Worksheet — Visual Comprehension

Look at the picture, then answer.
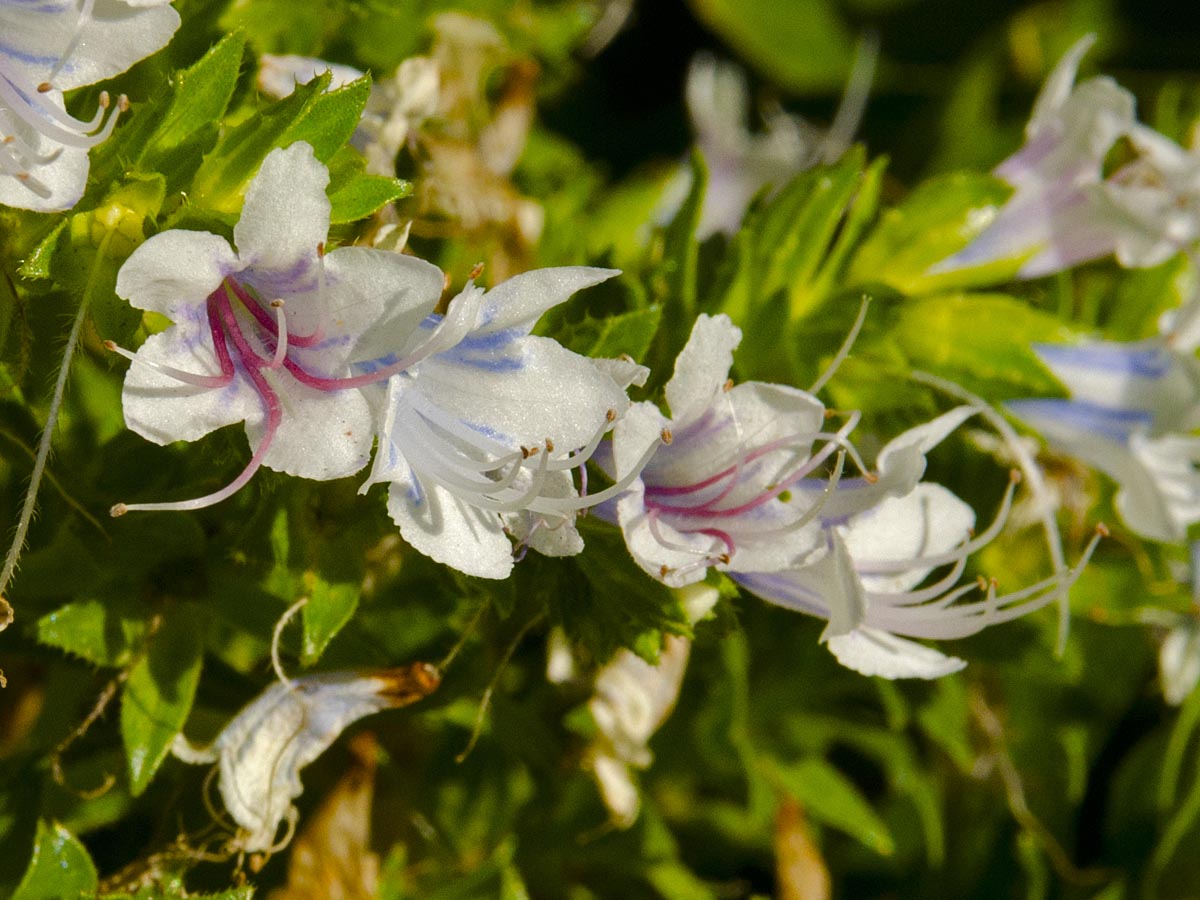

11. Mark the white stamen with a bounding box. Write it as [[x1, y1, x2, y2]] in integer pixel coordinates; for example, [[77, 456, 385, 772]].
[[103, 340, 232, 389], [809, 296, 870, 395], [268, 300, 288, 369]]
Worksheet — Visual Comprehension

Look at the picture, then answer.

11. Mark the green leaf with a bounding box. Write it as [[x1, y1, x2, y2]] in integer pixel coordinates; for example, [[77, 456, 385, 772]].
[[189, 74, 350, 214], [765, 757, 895, 856], [36, 599, 147, 668], [301, 578, 360, 666], [546, 518, 691, 664], [554, 305, 662, 363], [120, 604, 205, 796], [329, 173, 411, 224], [848, 171, 1018, 295], [281, 76, 373, 162], [11, 820, 97, 900], [144, 32, 246, 157], [888, 292, 1074, 398]]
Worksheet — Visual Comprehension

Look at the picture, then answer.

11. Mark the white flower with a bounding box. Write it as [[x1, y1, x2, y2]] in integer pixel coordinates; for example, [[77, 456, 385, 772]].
[[734, 409, 1101, 679], [1008, 338, 1200, 542], [0, 0, 180, 211], [109, 141, 445, 515], [362, 267, 658, 579], [257, 53, 440, 177], [172, 664, 440, 853], [658, 45, 874, 239], [598, 313, 854, 587], [934, 35, 1200, 278]]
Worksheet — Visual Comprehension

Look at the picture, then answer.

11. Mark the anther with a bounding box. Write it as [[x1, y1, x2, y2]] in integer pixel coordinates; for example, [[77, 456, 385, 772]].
[[661, 428, 673, 445], [1009, 469, 1022, 484], [521, 446, 532, 459], [863, 471, 879, 484], [110, 503, 128, 517], [37, 82, 52, 93], [723, 378, 734, 392], [1095, 522, 1110, 538], [469, 261, 485, 280], [544, 439, 555, 453], [317, 242, 325, 257], [718, 553, 731, 564], [660, 565, 671, 578], [606, 409, 616, 422]]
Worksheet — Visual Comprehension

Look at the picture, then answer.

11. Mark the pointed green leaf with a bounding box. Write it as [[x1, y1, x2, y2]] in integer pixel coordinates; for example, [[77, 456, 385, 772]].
[[766, 757, 895, 856], [36, 599, 147, 668], [555, 305, 663, 363], [281, 76, 373, 162], [120, 604, 205, 796], [848, 171, 1018, 295], [301, 577, 360, 666], [11, 820, 97, 900], [143, 32, 246, 161], [329, 173, 411, 224]]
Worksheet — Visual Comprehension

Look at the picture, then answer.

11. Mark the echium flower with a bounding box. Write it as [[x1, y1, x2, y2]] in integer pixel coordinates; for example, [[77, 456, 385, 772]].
[[597, 313, 865, 588], [172, 663, 440, 853], [659, 45, 876, 239], [1008, 334, 1200, 543], [0, 0, 180, 211], [934, 35, 1200, 279], [361, 268, 661, 579], [109, 141, 446, 514], [734, 409, 1103, 679]]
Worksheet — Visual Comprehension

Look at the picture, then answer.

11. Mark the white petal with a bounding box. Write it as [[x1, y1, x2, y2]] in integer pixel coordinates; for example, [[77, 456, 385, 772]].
[[1032, 340, 1200, 426], [291, 246, 444, 367], [386, 479, 514, 579], [1026, 34, 1096, 133], [121, 329, 260, 445], [839, 483, 975, 595], [0, 103, 89, 211], [612, 402, 667, 486], [116, 230, 239, 320], [194, 668, 435, 852], [477, 266, 620, 334], [249, 379, 375, 482], [416, 336, 630, 450], [826, 627, 966, 679], [665, 314, 742, 425], [616, 484, 722, 587], [234, 143, 330, 281], [1160, 622, 1200, 705], [0, 0, 180, 91]]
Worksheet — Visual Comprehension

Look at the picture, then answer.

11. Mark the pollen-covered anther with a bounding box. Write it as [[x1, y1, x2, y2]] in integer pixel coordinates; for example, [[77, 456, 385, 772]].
[[317, 242, 325, 257], [863, 471, 879, 484], [37, 82, 52, 94], [110, 503, 128, 517], [468, 261, 485, 280], [606, 409, 617, 423], [722, 378, 734, 392], [545, 439, 555, 453], [661, 428, 673, 445], [660, 565, 671, 578], [1008, 469, 1023, 485], [718, 553, 731, 564], [1095, 522, 1110, 538]]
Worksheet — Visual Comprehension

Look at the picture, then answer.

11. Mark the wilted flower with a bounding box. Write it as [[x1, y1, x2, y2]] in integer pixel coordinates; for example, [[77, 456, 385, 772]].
[[0, 0, 180, 211], [172, 664, 439, 853]]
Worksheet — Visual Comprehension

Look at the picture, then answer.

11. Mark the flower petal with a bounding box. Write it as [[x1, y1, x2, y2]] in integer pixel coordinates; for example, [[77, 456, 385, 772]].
[[248, 379, 375, 482], [116, 230, 239, 320], [386, 478, 514, 579], [664, 313, 742, 425], [415, 335, 630, 450], [476, 266, 620, 334], [234, 143, 330, 282], [121, 328, 260, 445], [826, 627, 966, 679]]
